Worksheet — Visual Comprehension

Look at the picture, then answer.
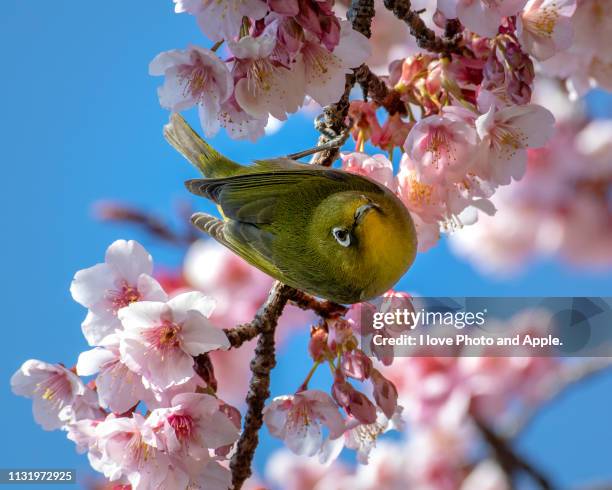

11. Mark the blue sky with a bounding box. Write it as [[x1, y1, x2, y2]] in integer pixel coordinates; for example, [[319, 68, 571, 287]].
[[2, 2, 611, 488]]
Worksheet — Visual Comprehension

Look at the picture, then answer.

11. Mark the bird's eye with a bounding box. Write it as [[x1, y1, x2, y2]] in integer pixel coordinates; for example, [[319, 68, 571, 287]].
[[332, 227, 351, 247]]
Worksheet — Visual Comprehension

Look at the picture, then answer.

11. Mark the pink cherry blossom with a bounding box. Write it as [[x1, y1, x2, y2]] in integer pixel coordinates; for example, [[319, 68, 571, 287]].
[[149, 46, 234, 137], [300, 20, 371, 107], [475, 103, 555, 185], [539, 0, 612, 97], [265, 449, 350, 490], [404, 108, 480, 186], [118, 291, 229, 391], [146, 393, 239, 462], [517, 0, 577, 61], [70, 240, 167, 346], [294, 0, 340, 51], [263, 390, 345, 456], [340, 152, 397, 192], [396, 154, 496, 233], [371, 113, 413, 154], [232, 21, 306, 121], [174, 0, 269, 41], [77, 342, 147, 415], [438, 0, 529, 38], [11, 360, 102, 430], [322, 407, 404, 465], [93, 413, 191, 489], [462, 460, 510, 490], [219, 96, 268, 142]]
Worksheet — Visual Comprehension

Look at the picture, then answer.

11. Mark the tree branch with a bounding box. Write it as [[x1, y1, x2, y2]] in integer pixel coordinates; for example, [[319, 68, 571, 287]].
[[473, 415, 555, 490], [229, 282, 293, 490], [288, 289, 348, 318], [311, 0, 378, 166], [507, 358, 612, 439], [383, 0, 462, 54]]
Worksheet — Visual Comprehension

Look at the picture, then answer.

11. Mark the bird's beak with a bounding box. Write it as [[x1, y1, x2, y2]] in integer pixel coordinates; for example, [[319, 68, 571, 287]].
[[355, 202, 380, 225]]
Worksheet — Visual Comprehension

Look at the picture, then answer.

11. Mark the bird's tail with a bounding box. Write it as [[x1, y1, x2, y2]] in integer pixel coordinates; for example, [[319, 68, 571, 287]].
[[163, 113, 242, 178]]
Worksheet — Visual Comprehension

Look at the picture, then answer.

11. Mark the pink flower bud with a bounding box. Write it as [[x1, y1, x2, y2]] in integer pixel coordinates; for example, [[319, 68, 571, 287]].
[[371, 369, 399, 419], [309, 327, 330, 361], [332, 375, 377, 424], [341, 350, 373, 381], [327, 318, 358, 352]]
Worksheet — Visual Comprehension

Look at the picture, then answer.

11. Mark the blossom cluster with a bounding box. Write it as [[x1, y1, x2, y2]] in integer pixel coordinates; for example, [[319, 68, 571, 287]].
[[252, 308, 561, 490], [11, 241, 240, 489], [450, 113, 612, 273], [263, 313, 402, 465], [150, 0, 370, 141]]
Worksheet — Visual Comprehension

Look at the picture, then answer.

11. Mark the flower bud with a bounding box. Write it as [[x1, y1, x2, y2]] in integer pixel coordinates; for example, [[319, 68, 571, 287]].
[[309, 326, 330, 361], [370, 369, 399, 419], [341, 349, 373, 381], [332, 374, 377, 424]]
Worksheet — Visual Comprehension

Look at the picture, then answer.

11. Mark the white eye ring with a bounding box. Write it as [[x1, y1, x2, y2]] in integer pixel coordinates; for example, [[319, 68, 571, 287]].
[[332, 227, 351, 247]]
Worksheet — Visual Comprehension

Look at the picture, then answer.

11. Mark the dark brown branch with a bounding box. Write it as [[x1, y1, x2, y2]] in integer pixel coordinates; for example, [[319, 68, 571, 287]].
[[354, 64, 407, 115], [507, 358, 612, 439], [383, 0, 462, 54], [287, 289, 348, 318], [347, 0, 376, 38], [473, 415, 555, 490], [229, 282, 293, 490], [223, 322, 260, 349], [193, 353, 217, 392], [311, 73, 356, 166], [311, 0, 378, 166]]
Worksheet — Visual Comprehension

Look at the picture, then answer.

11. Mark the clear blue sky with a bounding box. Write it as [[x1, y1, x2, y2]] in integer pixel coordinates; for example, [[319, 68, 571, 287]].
[[2, 2, 611, 488]]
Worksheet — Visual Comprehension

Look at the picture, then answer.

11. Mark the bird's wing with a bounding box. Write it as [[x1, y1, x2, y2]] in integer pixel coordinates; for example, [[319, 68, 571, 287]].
[[191, 212, 282, 278], [185, 168, 380, 225]]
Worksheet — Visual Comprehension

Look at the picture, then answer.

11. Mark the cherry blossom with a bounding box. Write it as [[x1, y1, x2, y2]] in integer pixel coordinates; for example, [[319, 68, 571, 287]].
[[438, 0, 528, 38], [118, 291, 229, 391], [11, 360, 102, 430], [92, 413, 191, 489], [231, 21, 306, 121], [149, 46, 234, 137], [146, 392, 239, 465], [340, 152, 397, 192], [300, 20, 371, 107], [474, 103, 555, 185], [76, 341, 147, 415], [70, 240, 167, 346], [323, 407, 404, 465], [539, 0, 612, 97], [174, 0, 269, 41], [265, 449, 350, 490], [517, 0, 577, 61], [404, 108, 480, 186], [263, 390, 345, 456]]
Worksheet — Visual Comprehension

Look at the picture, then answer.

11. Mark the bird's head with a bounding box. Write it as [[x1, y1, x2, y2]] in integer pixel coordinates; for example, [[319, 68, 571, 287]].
[[310, 191, 417, 299]]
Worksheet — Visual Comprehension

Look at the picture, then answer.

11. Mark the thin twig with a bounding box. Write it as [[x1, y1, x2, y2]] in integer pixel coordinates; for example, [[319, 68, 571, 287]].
[[95, 201, 196, 246], [473, 415, 555, 490], [383, 0, 462, 54], [506, 358, 612, 438], [288, 289, 348, 318], [229, 282, 294, 490]]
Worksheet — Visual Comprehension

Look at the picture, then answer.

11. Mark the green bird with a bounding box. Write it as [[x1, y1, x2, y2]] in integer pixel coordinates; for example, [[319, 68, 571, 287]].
[[164, 114, 417, 304]]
